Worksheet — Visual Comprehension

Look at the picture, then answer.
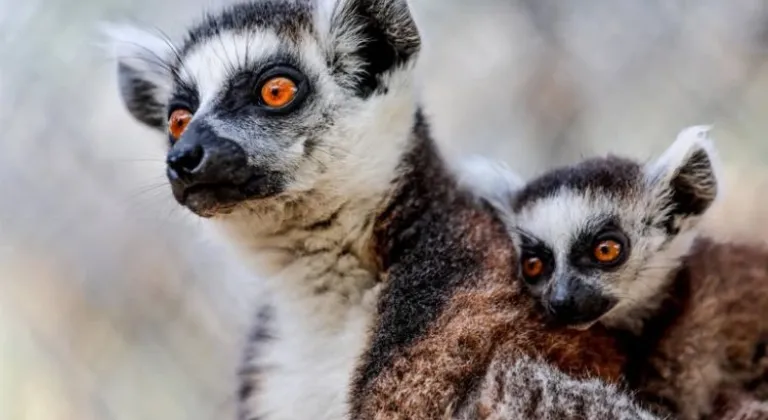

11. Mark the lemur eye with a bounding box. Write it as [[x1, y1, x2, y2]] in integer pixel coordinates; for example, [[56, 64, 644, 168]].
[[522, 257, 544, 278], [593, 240, 622, 263], [168, 109, 192, 141], [260, 77, 298, 109]]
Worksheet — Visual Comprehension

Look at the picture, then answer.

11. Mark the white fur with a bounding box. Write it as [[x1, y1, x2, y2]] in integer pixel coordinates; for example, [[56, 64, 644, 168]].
[[455, 154, 524, 217], [180, 31, 283, 109], [101, 23, 175, 104], [100, 23, 174, 75]]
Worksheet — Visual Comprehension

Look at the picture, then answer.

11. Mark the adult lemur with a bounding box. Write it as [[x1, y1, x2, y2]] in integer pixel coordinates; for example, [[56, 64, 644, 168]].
[[461, 126, 768, 419], [107, 0, 660, 418]]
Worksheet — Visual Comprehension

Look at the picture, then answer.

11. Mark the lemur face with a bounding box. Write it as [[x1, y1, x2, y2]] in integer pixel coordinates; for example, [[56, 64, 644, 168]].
[[460, 126, 721, 329], [107, 0, 420, 217]]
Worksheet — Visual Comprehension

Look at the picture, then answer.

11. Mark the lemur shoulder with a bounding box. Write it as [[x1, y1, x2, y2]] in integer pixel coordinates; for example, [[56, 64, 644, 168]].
[[108, 0, 662, 418], [461, 126, 768, 420]]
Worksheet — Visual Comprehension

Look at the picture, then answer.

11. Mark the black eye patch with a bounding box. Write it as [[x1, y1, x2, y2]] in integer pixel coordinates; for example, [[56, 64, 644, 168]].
[[214, 58, 312, 119], [518, 233, 555, 285], [568, 216, 631, 271]]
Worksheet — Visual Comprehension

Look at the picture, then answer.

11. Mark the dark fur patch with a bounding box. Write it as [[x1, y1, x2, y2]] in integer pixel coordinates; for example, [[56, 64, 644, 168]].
[[664, 148, 717, 234], [117, 63, 167, 130], [350, 110, 628, 418], [332, 0, 420, 97], [353, 110, 472, 390], [238, 304, 274, 420], [513, 155, 642, 212]]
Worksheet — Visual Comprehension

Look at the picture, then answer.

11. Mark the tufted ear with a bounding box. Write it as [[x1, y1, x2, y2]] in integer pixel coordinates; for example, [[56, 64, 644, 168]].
[[101, 23, 176, 131], [456, 155, 525, 221], [314, 0, 421, 96], [643, 125, 722, 234]]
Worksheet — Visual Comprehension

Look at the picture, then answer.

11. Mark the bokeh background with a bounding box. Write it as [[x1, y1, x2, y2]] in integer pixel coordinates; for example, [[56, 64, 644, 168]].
[[1, 0, 768, 419]]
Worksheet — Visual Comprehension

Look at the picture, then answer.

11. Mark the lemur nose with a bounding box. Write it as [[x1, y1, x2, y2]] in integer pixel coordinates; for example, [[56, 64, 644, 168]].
[[167, 143, 205, 176], [165, 121, 249, 187], [548, 293, 578, 319], [547, 278, 615, 325]]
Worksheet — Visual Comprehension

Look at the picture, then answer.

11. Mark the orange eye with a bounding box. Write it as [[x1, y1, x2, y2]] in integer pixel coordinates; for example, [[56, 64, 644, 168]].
[[168, 109, 192, 141], [593, 239, 622, 263], [522, 257, 544, 278], [260, 77, 298, 108]]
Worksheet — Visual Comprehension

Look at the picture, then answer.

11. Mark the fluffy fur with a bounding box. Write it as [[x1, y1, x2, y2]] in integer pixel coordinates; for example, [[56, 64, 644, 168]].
[[108, 1, 661, 419], [456, 354, 658, 420], [462, 126, 768, 419]]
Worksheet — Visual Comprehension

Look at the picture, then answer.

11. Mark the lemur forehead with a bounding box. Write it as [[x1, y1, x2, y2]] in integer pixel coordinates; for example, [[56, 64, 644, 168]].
[[180, 1, 314, 58], [514, 190, 620, 249], [512, 155, 643, 213]]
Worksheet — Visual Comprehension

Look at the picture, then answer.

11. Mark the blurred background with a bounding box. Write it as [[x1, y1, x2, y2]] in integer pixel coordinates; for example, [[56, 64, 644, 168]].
[[1, 0, 768, 419]]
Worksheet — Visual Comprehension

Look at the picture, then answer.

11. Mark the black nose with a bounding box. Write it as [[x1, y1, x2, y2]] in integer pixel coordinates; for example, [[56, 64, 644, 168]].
[[165, 122, 249, 186], [167, 143, 205, 176], [547, 277, 616, 325]]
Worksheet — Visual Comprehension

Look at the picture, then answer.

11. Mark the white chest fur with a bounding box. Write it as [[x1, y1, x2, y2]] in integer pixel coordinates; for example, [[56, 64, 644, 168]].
[[231, 220, 382, 420]]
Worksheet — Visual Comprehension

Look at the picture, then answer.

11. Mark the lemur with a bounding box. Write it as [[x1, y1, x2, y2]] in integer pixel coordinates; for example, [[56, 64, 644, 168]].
[[106, 0, 663, 418], [460, 125, 768, 420]]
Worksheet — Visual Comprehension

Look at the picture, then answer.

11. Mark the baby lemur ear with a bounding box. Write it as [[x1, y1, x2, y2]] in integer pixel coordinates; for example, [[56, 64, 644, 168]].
[[455, 155, 525, 221], [644, 125, 722, 234], [315, 0, 420, 96], [101, 23, 175, 131]]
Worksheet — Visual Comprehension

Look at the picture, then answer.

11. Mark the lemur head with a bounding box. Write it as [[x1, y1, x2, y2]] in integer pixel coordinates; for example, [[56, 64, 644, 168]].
[[106, 0, 420, 221], [460, 126, 721, 331]]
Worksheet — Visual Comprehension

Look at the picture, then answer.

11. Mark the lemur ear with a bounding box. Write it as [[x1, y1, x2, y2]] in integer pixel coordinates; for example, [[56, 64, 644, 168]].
[[315, 0, 420, 96], [643, 125, 722, 234], [456, 155, 525, 218], [101, 23, 175, 131]]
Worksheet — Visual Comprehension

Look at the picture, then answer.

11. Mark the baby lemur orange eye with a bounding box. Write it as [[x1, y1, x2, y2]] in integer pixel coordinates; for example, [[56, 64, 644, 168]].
[[260, 77, 298, 108], [522, 257, 544, 278], [168, 109, 192, 141], [594, 239, 622, 263]]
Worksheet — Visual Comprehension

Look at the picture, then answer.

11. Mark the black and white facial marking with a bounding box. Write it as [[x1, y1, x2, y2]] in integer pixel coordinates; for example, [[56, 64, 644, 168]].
[[461, 126, 722, 332], [106, 0, 421, 218]]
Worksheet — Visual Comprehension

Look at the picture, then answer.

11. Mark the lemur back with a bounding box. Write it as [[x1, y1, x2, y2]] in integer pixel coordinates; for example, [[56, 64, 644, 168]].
[[461, 126, 768, 419]]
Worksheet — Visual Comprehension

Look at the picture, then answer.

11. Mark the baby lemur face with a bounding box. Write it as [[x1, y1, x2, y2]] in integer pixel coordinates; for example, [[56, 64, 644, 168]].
[[460, 126, 721, 330], [107, 0, 420, 217]]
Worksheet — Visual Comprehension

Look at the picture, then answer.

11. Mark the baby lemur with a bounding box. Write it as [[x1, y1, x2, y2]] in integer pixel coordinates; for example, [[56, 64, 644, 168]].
[[461, 126, 768, 420]]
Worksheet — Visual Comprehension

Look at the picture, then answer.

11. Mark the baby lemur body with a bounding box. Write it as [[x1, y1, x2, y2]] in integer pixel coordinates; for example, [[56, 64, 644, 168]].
[[461, 126, 768, 419]]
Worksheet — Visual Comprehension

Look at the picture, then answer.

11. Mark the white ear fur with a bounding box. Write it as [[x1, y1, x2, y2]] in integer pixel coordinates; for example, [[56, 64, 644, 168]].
[[100, 23, 174, 79], [644, 125, 722, 232], [100, 23, 176, 129], [313, 0, 342, 41], [455, 155, 525, 215]]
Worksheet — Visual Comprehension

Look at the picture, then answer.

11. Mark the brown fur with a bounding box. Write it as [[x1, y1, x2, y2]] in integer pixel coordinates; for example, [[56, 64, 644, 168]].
[[352, 135, 628, 418], [626, 237, 768, 420]]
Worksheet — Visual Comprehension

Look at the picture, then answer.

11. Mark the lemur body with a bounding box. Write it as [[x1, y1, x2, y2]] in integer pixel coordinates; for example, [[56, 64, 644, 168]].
[[461, 126, 768, 419], [108, 0, 661, 418]]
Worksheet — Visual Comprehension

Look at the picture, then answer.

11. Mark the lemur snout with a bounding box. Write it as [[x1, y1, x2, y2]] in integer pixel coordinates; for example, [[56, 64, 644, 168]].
[[166, 122, 247, 185], [165, 122, 283, 216], [546, 277, 617, 326]]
